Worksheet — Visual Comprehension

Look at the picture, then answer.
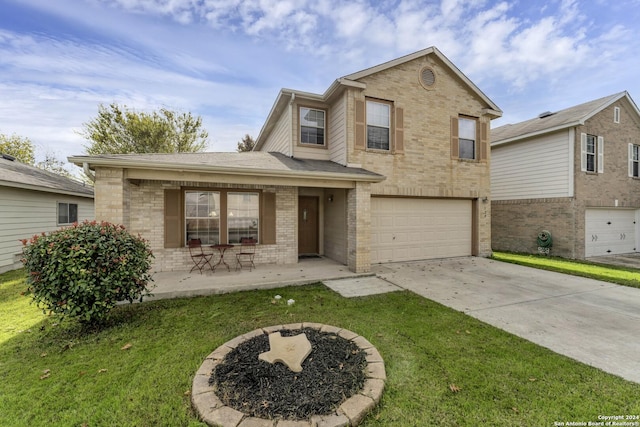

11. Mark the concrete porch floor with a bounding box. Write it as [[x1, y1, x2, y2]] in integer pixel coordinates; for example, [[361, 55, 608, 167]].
[[146, 257, 373, 301]]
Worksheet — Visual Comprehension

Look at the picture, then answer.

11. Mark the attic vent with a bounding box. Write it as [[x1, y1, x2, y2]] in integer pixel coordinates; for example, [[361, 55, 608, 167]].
[[419, 66, 436, 89], [538, 111, 555, 119]]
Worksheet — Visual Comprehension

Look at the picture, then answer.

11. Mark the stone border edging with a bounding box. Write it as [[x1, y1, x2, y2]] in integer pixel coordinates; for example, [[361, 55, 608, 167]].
[[191, 323, 386, 427]]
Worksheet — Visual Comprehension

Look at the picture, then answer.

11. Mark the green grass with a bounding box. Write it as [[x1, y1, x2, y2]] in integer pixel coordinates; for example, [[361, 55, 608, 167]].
[[492, 251, 640, 289], [1, 269, 639, 426]]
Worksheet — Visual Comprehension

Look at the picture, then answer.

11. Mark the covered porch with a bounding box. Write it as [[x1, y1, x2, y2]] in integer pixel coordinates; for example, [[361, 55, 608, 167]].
[[146, 256, 373, 301]]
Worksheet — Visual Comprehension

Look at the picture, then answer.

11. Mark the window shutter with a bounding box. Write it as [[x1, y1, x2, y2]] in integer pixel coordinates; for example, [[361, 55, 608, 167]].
[[580, 133, 587, 172], [597, 136, 604, 173], [261, 192, 276, 245], [450, 117, 459, 159], [394, 106, 404, 153], [164, 189, 182, 248], [355, 100, 366, 150], [629, 143, 634, 177], [478, 120, 488, 161]]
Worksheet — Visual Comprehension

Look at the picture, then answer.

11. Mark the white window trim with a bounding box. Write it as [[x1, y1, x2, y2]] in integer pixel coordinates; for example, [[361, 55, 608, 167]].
[[580, 133, 604, 173], [458, 117, 477, 160], [366, 100, 391, 151], [299, 107, 326, 146], [614, 107, 621, 124], [630, 143, 640, 178]]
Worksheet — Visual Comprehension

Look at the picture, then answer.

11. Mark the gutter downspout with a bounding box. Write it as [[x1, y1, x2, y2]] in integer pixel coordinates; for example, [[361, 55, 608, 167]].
[[288, 92, 295, 157], [83, 162, 95, 182]]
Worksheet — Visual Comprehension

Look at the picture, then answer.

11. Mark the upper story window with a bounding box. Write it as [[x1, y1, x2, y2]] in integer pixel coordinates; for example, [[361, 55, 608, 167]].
[[300, 107, 325, 146], [458, 117, 477, 160], [366, 100, 391, 150], [630, 144, 639, 178], [57, 202, 78, 225], [580, 133, 604, 174], [614, 107, 621, 124]]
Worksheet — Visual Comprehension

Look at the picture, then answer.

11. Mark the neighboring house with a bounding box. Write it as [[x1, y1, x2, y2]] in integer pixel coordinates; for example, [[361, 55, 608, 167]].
[[491, 91, 640, 259], [0, 154, 94, 273], [69, 46, 502, 273]]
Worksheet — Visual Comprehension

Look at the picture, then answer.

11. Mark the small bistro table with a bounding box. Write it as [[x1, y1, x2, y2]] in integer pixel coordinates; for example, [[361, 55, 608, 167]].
[[210, 244, 234, 272]]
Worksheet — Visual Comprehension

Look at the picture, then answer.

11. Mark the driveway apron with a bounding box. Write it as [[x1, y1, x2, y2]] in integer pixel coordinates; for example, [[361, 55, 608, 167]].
[[373, 257, 640, 384]]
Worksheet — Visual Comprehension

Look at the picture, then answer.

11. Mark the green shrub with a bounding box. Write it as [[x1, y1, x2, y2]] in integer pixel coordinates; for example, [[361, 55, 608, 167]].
[[21, 220, 154, 325]]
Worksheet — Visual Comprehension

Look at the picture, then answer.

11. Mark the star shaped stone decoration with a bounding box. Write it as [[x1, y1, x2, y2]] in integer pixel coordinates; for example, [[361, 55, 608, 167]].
[[258, 332, 312, 373]]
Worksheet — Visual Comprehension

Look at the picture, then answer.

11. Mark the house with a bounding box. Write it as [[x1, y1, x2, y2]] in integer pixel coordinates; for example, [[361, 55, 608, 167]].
[[69, 47, 502, 273], [0, 154, 94, 273], [491, 91, 640, 259]]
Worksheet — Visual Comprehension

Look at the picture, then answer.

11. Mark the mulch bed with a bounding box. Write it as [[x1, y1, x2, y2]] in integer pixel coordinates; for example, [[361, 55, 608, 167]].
[[209, 327, 368, 420]]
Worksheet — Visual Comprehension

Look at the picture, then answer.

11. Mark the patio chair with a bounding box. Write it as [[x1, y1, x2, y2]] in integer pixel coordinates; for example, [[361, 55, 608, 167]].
[[188, 238, 213, 274], [235, 237, 257, 271]]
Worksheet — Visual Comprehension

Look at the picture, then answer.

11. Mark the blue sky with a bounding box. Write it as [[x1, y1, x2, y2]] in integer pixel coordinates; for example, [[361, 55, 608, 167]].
[[1, 0, 639, 171]]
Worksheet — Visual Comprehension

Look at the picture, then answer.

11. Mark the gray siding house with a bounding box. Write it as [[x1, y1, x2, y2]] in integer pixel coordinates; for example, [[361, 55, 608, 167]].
[[0, 154, 94, 273], [491, 92, 640, 259]]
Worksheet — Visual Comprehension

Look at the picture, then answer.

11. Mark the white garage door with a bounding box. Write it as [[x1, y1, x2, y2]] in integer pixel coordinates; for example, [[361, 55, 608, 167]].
[[585, 209, 638, 257], [371, 198, 472, 264]]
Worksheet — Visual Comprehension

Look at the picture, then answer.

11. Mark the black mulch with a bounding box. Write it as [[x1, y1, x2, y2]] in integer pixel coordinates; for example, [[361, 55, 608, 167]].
[[209, 327, 368, 420]]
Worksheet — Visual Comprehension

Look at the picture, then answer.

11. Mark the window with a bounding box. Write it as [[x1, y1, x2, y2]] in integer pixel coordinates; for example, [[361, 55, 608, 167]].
[[300, 107, 325, 145], [227, 192, 259, 243], [366, 100, 390, 150], [185, 191, 220, 245], [458, 117, 476, 160], [585, 134, 597, 172], [631, 144, 639, 178], [614, 107, 621, 124], [57, 202, 78, 225], [581, 133, 604, 173]]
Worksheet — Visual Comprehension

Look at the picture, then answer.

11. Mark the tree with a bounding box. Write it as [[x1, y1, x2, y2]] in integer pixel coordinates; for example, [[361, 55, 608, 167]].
[[0, 133, 36, 164], [36, 151, 74, 179], [237, 134, 256, 152], [80, 103, 209, 155]]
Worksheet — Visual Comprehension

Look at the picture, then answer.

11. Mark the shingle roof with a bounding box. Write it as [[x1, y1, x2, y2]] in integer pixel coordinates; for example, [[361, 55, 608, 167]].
[[68, 152, 385, 182], [0, 155, 94, 197], [492, 92, 631, 144]]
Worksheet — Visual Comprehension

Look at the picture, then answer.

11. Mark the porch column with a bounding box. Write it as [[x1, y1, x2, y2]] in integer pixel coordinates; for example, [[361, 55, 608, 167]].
[[347, 182, 371, 273], [94, 167, 130, 228]]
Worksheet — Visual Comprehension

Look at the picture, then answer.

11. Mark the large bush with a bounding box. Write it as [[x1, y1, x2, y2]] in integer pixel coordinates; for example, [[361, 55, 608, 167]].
[[21, 220, 154, 324]]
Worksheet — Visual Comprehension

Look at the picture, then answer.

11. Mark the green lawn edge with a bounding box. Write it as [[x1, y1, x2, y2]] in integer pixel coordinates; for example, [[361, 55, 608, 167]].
[[491, 251, 640, 289]]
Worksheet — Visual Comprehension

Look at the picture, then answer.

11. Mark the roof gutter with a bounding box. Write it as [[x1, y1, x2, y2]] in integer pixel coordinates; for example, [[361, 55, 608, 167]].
[[0, 179, 94, 198], [83, 162, 95, 182], [68, 157, 385, 183]]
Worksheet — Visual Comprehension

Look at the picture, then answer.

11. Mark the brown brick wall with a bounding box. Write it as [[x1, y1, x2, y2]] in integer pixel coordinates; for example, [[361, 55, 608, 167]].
[[492, 198, 577, 258]]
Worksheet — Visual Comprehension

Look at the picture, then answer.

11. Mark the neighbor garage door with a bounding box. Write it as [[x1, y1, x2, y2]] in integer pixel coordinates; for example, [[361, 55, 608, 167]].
[[371, 198, 472, 264], [585, 208, 638, 257]]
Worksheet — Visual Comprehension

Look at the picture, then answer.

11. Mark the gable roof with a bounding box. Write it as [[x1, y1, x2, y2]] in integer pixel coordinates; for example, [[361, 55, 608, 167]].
[[492, 91, 640, 145], [0, 155, 94, 198], [255, 46, 502, 150], [69, 152, 385, 183]]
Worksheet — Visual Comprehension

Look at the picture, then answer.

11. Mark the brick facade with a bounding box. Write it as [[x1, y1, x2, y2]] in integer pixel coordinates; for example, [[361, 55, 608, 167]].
[[346, 54, 494, 257]]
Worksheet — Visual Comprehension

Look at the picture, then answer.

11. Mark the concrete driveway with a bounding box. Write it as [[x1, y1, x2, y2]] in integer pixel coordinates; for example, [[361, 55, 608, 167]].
[[372, 257, 640, 384]]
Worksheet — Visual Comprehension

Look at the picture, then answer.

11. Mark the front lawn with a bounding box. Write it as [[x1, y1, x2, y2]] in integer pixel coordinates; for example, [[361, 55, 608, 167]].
[[1, 269, 639, 426], [492, 251, 640, 289]]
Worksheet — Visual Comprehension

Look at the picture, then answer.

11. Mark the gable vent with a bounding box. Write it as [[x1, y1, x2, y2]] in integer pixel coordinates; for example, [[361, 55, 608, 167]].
[[538, 111, 555, 119], [419, 66, 436, 89]]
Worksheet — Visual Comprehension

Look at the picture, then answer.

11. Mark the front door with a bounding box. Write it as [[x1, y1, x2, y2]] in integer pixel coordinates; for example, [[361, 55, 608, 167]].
[[298, 196, 319, 255]]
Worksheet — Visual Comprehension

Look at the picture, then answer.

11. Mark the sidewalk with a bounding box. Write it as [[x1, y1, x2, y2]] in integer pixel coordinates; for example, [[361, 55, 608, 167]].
[[146, 257, 373, 301]]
